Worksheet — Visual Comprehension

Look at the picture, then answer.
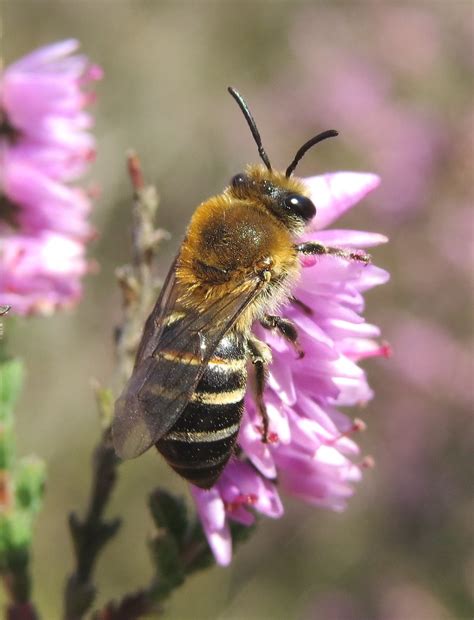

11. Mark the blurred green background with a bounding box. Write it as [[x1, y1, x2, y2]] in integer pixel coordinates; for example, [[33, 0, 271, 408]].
[[2, 1, 473, 618]]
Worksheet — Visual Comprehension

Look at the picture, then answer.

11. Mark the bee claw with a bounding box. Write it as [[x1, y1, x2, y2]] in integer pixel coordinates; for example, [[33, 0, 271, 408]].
[[350, 251, 371, 265]]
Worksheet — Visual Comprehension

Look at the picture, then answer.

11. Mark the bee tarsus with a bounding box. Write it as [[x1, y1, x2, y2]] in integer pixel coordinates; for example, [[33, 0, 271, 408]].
[[247, 336, 273, 443], [290, 296, 314, 316], [260, 314, 304, 359], [295, 241, 371, 264]]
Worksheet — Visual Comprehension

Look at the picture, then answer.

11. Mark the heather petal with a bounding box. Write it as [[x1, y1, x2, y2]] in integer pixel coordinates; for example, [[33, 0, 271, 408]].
[[340, 338, 391, 361], [239, 421, 277, 478], [10, 141, 95, 181], [192, 487, 225, 530], [304, 172, 380, 229], [222, 461, 283, 519], [289, 312, 336, 350], [276, 449, 359, 511], [0, 233, 87, 315], [5, 40, 80, 73], [333, 375, 374, 406], [3, 157, 92, 238], [309, 229, 389, 248], [296, 394, 341, 432], [325, 354, 367, 380], [268, 362, 296, 405], [207, 527, 232, 566], [321, 318, 381, 340], [295, 296, 365, 325], [190, 486, 232, 566], [226, 506, 256, 526], [300, 254, 369, 285], [354, 265, 390, 291]]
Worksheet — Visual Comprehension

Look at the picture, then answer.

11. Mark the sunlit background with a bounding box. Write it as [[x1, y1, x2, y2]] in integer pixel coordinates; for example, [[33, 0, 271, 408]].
[[2, 2, 473, 618]]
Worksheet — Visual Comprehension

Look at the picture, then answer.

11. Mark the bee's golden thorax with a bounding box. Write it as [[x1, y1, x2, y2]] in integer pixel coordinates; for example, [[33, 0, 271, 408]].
[[176, 166, 310, 329]]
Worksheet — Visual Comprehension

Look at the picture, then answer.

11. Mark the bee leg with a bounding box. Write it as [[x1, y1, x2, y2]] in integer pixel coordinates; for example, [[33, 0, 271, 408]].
[[260, 315, 304, 359], [290, 296, 313, 316], [294, 242, 371, 264], [247, 336, 272, 443]]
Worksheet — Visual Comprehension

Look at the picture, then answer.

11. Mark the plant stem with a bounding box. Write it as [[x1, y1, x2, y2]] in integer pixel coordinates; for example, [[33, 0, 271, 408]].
[[63, 429, 120, 620], [63, 153, 164, 619], [4, 599, 39, 620]]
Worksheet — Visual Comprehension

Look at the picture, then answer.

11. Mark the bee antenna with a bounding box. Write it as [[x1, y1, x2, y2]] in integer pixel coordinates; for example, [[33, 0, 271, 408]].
[[228, 86, 272, 172], [285, 129, 339, 178]]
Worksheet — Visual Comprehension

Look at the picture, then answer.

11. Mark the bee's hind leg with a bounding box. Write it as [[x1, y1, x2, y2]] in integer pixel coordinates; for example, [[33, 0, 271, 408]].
[[260, 314, 304, 359], [247, 336, 272, 443], [294, 241, 371, 264]]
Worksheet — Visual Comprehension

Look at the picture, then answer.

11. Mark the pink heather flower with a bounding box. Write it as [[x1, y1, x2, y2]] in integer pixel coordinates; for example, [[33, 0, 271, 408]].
[[0, 153, 93, 239], [0, 40, 101, 315], [191, 460, 283, 566], [192, 171, 389, 566], [284, 11, 444, 217], [0, 232, 87, 315], [0, 39, 101, 181]]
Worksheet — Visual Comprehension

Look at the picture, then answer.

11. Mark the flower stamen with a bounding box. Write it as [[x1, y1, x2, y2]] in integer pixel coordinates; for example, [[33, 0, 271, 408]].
[[380, 341, 392, 358], [224, 493, 258, 512], [359, 455, 375, 469], [326, 418, 367, 445], [255, 425, 279, 444], [357, 340, 392, 361]]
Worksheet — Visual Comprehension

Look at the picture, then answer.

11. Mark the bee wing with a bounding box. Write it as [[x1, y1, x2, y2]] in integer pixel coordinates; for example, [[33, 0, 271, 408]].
[[134, 254, 180, 368], [112, 260, 264, 460]]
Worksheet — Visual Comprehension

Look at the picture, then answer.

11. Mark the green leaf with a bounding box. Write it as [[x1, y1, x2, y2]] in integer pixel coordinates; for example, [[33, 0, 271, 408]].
[[230, 519, 257, 546], [94, 385, 115, 428], [0, 514, 32, 599], [0, 358, 24, 422], [15, 456, 46, 513], [148, 530, 184, 594], [6, 512, 32, 564], [183, 517, 258, 575], [148, 489, 188, 547], [181, 519, 215, 575], [0, 515, 11, 565], [0, 511, 32, 570], [0, 426, 15, 469], [68, 511, 121, 565]]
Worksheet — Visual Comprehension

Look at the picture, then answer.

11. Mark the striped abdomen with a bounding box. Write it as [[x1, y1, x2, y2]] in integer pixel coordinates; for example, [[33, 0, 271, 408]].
[[156, 330, 247, 489]]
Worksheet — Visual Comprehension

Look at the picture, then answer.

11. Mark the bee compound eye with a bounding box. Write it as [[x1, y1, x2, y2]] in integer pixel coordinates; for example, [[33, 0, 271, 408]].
[[231, 173, 248, 189], [283, 193, 316, 222]]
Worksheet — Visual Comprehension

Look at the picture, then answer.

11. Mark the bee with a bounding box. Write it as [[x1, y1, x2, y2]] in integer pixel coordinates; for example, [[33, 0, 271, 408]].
[[112, 87, 368, 489]]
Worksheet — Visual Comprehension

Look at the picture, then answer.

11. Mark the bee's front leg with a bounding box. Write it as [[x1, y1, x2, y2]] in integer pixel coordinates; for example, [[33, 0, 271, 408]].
[[260, 314, 304, 359], [295, 242, 371, 264], [247, 336, 272, 443]]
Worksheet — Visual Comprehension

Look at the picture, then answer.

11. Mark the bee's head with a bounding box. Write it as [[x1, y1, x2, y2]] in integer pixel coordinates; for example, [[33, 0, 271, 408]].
[[227, 86, 338, 233], [228, 165, 316, 234]]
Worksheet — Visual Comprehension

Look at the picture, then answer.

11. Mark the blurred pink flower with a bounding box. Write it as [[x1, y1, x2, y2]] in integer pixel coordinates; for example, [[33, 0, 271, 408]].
[[0, 232, 87, 315], [0, 39, 101, 180], [192, 172, 389, 565], [0, 39, 101, 315], [1, 153, 93, 239], [281, 8, 445, 217]]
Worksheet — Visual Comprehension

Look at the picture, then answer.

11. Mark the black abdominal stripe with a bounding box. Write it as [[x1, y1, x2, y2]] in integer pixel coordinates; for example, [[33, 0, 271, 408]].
[[156, 321, 247, 489]]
